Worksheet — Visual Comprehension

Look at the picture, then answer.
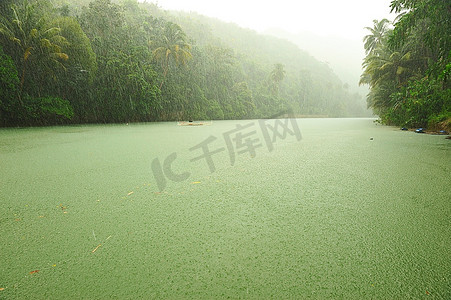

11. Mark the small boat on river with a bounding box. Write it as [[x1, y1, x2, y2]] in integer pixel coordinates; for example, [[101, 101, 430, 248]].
[[177, 120, 212, 126]]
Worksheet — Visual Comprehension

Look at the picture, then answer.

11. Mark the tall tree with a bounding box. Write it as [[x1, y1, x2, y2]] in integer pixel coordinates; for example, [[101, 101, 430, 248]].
[[0, 1, 68, 94], [0, 45, 20, 124], [79, 0, 160, 122], [50, 16, 97, 122], [270, 63, 285, 95], [363, 19, 391, 55], [152, 22, 192, 89], [361, 0, 450, 128], [390, 0, 451, 66]]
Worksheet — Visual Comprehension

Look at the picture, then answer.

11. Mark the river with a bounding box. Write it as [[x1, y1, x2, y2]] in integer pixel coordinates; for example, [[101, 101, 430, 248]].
[[1, 118, 450, 298]]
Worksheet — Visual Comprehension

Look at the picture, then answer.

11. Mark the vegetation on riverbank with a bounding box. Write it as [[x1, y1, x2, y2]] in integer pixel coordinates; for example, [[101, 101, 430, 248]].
[[2, 0, 448, 129], [0, 0, 367, 127], [360, 0, 450, 131]]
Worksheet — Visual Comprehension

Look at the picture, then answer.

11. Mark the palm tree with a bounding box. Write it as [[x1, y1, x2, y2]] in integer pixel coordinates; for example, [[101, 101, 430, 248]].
[[361, 47, 414, 88], [270, 63, 285, 95], [363, 19, 391, 55], [271, 63, 285, 83], [0, 2, 68, 92], [361, 42, 418, 114], [152, 22, 192, 89]]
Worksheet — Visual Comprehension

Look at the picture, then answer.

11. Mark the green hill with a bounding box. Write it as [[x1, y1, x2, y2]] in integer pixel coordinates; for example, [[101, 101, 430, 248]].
[[0, 0, 369, 126]]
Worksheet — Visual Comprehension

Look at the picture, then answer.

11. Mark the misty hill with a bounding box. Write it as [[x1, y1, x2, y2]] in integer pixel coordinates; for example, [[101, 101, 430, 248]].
[[165, 10, 370, 116], [0, 0, 370, 126], [264, 28, 367, 95]]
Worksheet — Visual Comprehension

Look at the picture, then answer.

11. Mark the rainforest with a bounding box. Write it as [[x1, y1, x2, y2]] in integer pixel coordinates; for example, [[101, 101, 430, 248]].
[[0, 0, 371, 126]]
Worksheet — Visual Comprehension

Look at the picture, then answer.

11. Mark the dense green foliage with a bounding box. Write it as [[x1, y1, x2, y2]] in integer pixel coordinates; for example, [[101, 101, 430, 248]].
[[0, 45, 20, 122], [1, 0, 366, 126], [361, 0, 450, 130]]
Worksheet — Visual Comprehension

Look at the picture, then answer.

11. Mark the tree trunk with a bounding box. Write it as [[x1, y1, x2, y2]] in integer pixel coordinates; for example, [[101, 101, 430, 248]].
[[159, 65, 169, 89]]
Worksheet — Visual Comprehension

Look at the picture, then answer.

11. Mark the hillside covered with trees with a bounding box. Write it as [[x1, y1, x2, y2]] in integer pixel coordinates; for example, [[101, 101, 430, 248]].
[[0, 0, 368, 126], [360, 0, 450, 130]]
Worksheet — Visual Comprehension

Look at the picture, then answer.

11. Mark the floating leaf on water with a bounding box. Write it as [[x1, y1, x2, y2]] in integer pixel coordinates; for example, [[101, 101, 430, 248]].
[[91, 244, 102, 253]]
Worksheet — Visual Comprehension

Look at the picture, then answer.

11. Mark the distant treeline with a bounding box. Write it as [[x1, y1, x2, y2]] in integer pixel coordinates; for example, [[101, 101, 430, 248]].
[[0, 0, 367, 126], [360, 0, 450, 130]]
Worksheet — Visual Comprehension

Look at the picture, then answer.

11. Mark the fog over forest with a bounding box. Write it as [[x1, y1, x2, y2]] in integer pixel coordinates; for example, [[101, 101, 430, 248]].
[[0, 0, 449, 129]]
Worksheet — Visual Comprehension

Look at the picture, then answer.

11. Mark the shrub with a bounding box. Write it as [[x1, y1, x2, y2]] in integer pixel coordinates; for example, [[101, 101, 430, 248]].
[[24, 96, 74, 125]]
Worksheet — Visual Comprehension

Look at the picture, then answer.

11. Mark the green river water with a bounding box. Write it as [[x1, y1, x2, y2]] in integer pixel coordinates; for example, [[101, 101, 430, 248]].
[[0, 118, 450, 299]]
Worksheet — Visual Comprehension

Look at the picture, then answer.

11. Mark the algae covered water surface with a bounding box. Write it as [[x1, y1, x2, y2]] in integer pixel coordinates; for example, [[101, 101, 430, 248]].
[[0, 118, 450, 299]]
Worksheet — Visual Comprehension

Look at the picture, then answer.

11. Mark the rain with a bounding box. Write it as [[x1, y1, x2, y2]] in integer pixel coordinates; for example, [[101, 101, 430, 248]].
[[0, 0, 450, 298]]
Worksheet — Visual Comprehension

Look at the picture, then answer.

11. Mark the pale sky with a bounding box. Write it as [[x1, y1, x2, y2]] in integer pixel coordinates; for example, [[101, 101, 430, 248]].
[[149, 0, 395, 41]]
